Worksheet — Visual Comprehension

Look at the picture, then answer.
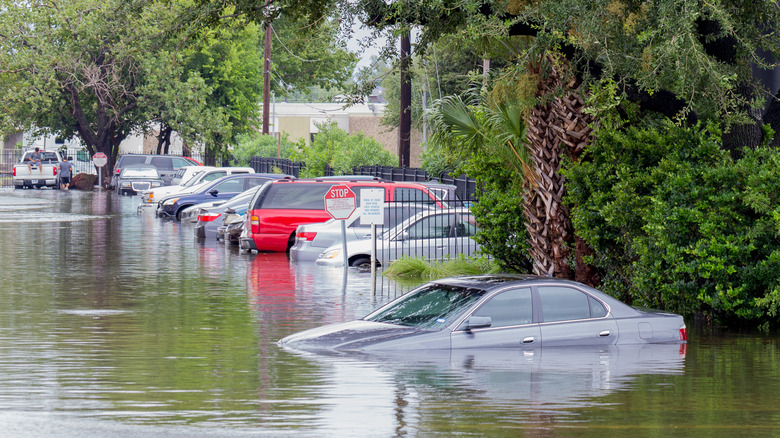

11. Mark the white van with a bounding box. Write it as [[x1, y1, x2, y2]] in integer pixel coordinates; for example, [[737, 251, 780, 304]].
[[137, 166, 256, 211]]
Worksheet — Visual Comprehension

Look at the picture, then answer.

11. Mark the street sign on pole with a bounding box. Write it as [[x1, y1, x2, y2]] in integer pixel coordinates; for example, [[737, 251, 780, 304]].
[[324, 185, 357, 220], [92, 152, 108, 168], [93, 152, 107, 190], [324, 185, 357, 268]]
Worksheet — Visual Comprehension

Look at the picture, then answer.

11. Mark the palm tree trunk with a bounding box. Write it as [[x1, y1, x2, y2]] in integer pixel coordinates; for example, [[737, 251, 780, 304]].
[[524, 59, 598, 284]]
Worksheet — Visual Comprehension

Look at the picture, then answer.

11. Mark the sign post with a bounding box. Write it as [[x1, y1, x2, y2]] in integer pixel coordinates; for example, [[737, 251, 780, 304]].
[[360, 189, 385, 285], [93, 152, 108, 191], [324, 185, 357, 268]]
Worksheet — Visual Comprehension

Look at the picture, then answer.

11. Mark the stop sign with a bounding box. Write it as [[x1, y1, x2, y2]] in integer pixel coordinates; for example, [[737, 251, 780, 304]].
[[93, 152, 108, 168], [324, 185, 357, 220]]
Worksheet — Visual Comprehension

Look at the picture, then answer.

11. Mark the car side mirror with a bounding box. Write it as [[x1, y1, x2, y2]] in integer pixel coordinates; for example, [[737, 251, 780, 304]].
[[209, 189, 219, 196], [465, 316, 492, 331], [225, 207, 235, 214]]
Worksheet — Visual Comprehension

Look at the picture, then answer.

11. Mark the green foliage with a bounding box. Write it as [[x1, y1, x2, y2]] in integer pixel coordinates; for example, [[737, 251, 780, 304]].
[[231, 132, 298, 166], [565, 116, 780, 326], [383, 255, 500, 280], [425, 85, 534, 273], [291, 122, 397, 178]]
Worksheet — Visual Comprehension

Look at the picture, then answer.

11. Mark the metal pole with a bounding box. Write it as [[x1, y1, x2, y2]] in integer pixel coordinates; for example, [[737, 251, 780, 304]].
[[341, 219, 348, 269], [371, 223, 377, 295]]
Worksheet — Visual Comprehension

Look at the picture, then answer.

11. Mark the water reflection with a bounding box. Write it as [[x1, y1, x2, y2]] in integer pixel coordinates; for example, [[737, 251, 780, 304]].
[[1, 189, 780, 437]]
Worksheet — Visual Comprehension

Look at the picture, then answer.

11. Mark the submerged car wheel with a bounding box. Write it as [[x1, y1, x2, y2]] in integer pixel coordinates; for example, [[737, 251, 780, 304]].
[[350, 257, 372, 269]]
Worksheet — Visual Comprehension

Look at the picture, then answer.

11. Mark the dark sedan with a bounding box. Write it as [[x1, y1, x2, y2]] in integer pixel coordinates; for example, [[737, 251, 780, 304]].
[[279, 275, 687, 353], [158, 173, 291, 220]]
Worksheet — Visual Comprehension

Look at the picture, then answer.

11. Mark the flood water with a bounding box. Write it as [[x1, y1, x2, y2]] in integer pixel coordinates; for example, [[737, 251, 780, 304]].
[[1, 188, 779, 437]]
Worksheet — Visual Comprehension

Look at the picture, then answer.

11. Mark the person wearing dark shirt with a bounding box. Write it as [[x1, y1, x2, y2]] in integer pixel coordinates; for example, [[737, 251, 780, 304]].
[[58, 156, 74, 190], [28, 147, 42, 173]]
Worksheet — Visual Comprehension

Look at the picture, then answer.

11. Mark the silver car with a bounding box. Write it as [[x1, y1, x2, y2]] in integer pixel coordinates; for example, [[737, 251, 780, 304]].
[[279, 275, 688, 352], [315, 207, 480, 267], [289, 204, 436, 262], [194, 184, 266, 240]]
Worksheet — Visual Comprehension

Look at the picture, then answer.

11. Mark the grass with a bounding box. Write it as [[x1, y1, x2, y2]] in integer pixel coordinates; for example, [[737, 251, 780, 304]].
[[383, 255, 504, 279]]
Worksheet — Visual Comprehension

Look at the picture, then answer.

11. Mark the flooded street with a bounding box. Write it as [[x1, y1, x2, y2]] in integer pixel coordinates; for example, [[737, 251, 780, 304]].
[[1, 188, 779, 437]]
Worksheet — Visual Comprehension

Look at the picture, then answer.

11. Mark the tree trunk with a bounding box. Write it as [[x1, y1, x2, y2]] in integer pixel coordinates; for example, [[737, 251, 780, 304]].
[[525, 58, 598, 284]]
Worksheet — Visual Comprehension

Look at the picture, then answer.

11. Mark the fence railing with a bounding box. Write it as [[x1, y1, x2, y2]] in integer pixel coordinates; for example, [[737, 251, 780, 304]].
[[249, 157, 477, 198]]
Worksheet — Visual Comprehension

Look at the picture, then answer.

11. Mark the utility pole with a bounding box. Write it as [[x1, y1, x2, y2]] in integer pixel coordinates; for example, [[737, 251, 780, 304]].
[[399, 30, 411, 168], [262, 2, 272, 135]]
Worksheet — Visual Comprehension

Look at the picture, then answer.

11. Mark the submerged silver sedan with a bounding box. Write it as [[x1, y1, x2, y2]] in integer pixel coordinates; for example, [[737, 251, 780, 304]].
[[279, 275, 687, 352]]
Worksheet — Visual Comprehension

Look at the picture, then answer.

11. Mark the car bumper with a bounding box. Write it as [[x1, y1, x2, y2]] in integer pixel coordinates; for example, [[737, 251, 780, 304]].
[[289, 244, 325, 262], [239, 237, 257, 252]]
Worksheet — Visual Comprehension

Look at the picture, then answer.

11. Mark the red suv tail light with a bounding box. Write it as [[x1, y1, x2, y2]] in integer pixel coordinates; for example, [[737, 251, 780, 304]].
[[296, 232, 317, 241], [679, 327, 688, 342], [53, 166, 57, 176], [198, 213, 221, 222]]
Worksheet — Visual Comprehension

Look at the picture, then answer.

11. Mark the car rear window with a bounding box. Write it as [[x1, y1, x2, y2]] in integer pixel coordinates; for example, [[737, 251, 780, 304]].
[[259, 184, 334, 209], [121, 156, 147, 166]]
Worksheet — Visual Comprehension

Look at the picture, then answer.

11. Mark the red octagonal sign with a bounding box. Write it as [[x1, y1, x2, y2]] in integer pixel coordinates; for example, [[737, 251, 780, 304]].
[[324, 184, 357, 220]]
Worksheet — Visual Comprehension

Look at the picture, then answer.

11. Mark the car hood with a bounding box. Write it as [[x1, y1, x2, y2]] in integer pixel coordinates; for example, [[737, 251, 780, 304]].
[[278, 320, 430, 352]]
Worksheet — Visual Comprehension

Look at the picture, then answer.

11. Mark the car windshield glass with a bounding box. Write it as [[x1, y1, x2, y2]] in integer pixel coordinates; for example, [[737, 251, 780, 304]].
[[364, 285, 485, 329], [122, 168, 157, 178], [182, 171, 206, 187]]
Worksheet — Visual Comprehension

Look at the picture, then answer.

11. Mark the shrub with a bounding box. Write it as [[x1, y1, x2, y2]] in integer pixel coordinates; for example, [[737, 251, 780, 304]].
[[231, 132, 298, 166], [565, 118, 780, 327], [292, 122, 397, 178]]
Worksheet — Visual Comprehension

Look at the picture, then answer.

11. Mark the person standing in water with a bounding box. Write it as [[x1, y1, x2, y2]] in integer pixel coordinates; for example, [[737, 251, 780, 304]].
[[58, 156, 74, 190]]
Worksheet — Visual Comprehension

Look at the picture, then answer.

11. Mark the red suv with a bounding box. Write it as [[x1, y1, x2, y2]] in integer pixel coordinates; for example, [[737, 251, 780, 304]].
[[240, 178, 448, 253]]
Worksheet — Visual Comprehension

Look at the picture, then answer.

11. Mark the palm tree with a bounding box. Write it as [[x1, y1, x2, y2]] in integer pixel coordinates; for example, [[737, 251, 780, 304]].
[[430, 55, 599, 284]]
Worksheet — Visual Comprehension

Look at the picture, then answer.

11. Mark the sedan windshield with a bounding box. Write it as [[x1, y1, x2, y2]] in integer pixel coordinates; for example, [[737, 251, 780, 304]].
[[365, 285, 485, 329]]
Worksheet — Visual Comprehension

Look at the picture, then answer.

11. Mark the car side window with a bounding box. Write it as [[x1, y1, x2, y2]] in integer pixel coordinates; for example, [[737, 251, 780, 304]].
[[203, 171, 227, 182], [246, 177, 269, 189], [395, 188, 435, 204], [469, 288, 533, 328], [172, 158, 191, 169], [150, 157, 174, 170], [457, 214, 478, 237], [405, 214, 455, 239], [213, 179, 244, 193], [538, 286, 593, 322]]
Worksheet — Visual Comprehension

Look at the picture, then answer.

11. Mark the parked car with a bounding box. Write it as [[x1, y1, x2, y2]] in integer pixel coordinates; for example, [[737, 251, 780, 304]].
[[278, 274, 688, 353], [316, 208, 480, 267], [240, 178, 451, 253], [289, 204, 437, 262], [114, 164, 164, 195], [138, 166, 255, 211], [222, 214, 246, 245], [195, 184, 267, 240], [157, 173, 291, 220], [111, 153, 201, 188]]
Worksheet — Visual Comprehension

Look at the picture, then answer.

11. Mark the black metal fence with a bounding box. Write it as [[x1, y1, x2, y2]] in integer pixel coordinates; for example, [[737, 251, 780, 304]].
[[249, 157, 478, 199]]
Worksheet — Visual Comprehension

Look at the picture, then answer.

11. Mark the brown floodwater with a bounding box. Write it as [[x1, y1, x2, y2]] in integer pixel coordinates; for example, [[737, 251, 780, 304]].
[[0, 188, 779, 437]]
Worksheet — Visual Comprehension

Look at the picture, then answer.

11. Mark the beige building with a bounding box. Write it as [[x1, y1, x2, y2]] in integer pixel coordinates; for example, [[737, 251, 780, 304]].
[[269, 101, 424, 168]]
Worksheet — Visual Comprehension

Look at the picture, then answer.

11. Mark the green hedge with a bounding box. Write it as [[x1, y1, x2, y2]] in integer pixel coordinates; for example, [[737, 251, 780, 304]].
[[565, 119, 780, 328]]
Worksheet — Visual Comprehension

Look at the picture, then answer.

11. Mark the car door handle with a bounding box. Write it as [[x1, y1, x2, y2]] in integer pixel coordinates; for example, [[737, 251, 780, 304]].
[[522, 337, 535, 344], [599, 330, 611, 337]]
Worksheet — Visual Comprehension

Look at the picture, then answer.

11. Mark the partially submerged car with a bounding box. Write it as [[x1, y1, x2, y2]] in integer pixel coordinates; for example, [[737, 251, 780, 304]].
[[279, 275, 688, 353], [289, 204, 436, 262], [315, 207, 480, 267], [195, 183, 268, 240], [114, 164, 164, 195]]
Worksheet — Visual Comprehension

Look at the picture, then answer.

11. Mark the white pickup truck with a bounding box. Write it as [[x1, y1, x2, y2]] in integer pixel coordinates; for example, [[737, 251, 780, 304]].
[[12, 149, 66, 189]]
